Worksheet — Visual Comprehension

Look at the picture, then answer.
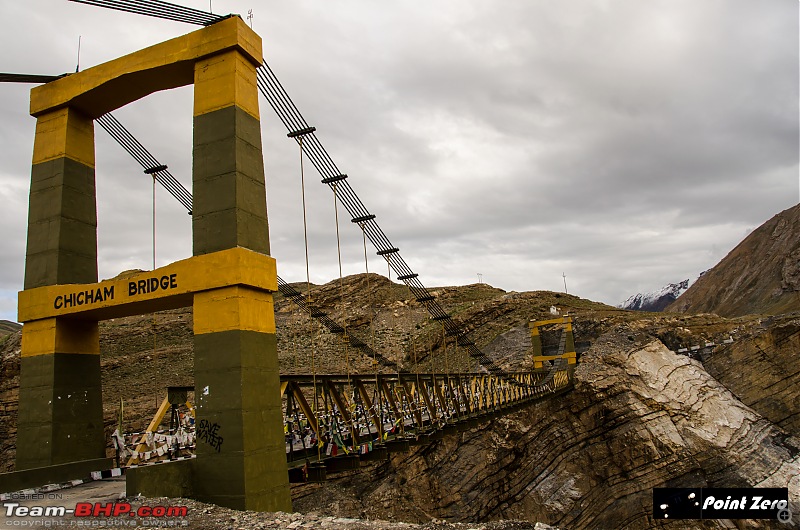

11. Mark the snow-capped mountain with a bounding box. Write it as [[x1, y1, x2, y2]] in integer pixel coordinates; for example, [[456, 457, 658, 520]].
[[619, 279, 691, 312]]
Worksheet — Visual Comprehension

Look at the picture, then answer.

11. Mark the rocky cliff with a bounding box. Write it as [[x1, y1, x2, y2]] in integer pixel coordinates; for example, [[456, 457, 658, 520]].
[[668, 204, 800, 317], [1, 276, 798, 528], [294, 328, 800, 529], [701, 314, 800, 437], [0, 332, 19, 472]]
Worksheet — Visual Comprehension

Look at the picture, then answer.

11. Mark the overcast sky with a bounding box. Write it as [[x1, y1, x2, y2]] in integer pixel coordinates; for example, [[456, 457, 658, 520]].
[[0, 0, 797, 322]]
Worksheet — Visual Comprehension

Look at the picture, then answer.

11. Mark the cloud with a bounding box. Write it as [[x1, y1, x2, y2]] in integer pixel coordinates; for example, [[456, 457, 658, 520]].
[[0, 0, 796, 322]]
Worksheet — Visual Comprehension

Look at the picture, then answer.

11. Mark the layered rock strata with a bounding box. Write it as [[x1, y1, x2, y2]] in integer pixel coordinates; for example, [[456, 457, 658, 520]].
[[702, 317, 800, 437], [295, 331, 799, 529]]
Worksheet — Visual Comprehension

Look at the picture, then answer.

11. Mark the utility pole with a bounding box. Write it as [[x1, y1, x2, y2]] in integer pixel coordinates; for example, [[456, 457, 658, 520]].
[[76, 36, 81, 72], [477, 272, 483, 284], [562, 272, 568, 294]]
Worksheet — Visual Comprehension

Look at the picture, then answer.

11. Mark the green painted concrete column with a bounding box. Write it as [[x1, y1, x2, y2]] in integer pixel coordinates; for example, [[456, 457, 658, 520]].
[[192, 49, 270, 257], [16, 349, 105, 470], [25, 108, 98, 289], [190, 46, 291, 512], [18, 107, 104, 470]]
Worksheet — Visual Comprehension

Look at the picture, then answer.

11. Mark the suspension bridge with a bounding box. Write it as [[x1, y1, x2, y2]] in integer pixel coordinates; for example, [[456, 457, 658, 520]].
[[1, 0, 578, 513]]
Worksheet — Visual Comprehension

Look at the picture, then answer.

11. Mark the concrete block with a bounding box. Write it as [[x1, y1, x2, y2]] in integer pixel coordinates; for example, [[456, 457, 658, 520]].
[[0, 458, 113, 493], [126, 459, 194, 499]]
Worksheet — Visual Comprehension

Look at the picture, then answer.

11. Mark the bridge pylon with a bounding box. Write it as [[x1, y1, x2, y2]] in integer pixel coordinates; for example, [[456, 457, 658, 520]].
[[7, 17, 291, 512], [530, 317, 577, 369]]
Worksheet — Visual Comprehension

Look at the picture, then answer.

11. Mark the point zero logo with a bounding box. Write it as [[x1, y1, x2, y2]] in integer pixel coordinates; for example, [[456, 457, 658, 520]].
[[653, 488, 790, 521]]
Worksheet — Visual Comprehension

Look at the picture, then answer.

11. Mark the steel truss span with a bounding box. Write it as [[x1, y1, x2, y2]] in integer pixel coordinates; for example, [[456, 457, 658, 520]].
[[118, 366, 574, 471], [284, 367, 574, 469]]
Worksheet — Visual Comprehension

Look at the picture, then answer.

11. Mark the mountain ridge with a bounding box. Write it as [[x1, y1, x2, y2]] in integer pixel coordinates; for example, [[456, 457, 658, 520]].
[[668, 204, 800, 317], [0, 320, 20, 339], [619, 279, 690, 312]]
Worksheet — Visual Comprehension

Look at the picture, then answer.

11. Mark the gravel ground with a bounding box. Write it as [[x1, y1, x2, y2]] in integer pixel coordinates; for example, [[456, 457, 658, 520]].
[[124, 496, 559, 529]]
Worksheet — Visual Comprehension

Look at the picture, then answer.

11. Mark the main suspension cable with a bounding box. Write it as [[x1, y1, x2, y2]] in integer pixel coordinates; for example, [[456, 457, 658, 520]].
[[71, 0, 505, 376], [97, 112, 400, 372], [68, 0, 225, 26], [69, 0, 568, 386], [257, 62, 505, 376], [97, 114, 193, 212], [71, 0, 546, 381]]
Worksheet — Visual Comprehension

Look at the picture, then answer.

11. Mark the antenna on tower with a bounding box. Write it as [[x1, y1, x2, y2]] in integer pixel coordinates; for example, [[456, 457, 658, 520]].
[[562, 272, 568, 294], [76, 36, 82, 72], [247, 9, 253, 28]]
